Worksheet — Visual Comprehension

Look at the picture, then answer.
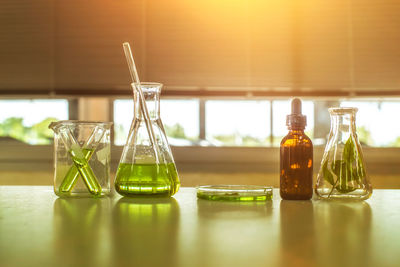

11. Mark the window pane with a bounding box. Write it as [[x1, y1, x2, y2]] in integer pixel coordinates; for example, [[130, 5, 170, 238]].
[[113, 99, 133, 146], [161, 100, 199, 145], [272, 100, 314, 146], [113, 99, 199, 146], [340, 101, 400, 147], [206, 100, 270, 146], [0, 99, 69, 145]]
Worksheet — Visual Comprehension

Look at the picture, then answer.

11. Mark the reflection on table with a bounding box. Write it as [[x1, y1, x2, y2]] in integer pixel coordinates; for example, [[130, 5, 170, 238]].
[[112, 197, 180, 267], [1, 187, 400, 267]]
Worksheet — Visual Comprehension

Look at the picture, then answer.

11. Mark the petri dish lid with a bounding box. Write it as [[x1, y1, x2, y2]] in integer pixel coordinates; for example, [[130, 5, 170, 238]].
[[196, 185, 273, 201]]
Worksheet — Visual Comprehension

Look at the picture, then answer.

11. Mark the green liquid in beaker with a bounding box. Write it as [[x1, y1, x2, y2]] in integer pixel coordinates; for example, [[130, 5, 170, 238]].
[[69, 148, 102, 196], [59, 148, 95, 193], [115, 163, 180, 197]]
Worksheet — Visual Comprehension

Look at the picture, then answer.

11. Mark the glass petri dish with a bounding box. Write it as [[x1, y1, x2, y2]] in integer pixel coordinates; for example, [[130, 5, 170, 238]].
[[196, 185, 273, 201]]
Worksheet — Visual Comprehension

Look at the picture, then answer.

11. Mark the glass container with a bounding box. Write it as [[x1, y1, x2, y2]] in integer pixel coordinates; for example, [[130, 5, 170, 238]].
[[114, 82, 180, 197], [196, 185, 273, 201], [315, 108, 372, 200], [280, 98, 313, 200], [49, 120, 112, 197]]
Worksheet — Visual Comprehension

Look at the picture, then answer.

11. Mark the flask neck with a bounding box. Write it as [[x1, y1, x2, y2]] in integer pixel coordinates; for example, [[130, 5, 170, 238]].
[[133, 83, 162, 120], [329, 111, 357, 143]]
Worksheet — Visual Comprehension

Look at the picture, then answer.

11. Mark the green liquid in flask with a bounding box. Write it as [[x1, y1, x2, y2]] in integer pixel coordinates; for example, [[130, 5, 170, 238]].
[[115, 163, 180, 197]]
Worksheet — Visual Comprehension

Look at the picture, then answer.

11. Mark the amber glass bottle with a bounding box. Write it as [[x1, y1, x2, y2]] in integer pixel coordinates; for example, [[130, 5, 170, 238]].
[[280, 98, 313, 200]]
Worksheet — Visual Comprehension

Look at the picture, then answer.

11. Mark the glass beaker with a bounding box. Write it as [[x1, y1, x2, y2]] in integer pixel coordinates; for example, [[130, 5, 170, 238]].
[[49, 121, 112, 197], [115, 82, 180, 197], [315, 108, 372, 200]]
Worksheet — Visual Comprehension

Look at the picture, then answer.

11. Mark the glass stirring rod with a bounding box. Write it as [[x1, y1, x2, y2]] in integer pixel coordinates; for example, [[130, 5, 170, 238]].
[[122, 42, 162, 164]]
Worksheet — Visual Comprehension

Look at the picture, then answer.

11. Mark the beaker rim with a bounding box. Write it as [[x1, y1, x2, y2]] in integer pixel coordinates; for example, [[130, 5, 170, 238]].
[[131, 82, 163, 87], [328, 107, 358, 115], [49, 120, 113, 130]]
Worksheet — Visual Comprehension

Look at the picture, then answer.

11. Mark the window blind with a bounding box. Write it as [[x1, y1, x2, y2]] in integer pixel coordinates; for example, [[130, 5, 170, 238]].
[[0, 0, 399, 96], [0, 0, 54, 91]]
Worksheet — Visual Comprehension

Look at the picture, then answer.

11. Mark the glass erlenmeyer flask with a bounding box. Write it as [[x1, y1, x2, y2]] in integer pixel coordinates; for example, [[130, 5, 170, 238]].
[[315, 107, 372, 200], [115, 82, 180, 197]]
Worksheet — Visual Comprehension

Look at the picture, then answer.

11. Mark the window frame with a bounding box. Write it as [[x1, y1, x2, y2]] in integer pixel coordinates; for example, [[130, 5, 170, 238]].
[[1, 143, 400, 176], [0, 96, 400, 176]]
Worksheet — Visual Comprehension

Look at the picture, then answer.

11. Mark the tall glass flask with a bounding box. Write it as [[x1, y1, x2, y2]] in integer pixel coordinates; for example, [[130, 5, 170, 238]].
[[315, 108, 372, 200], [115, 82, 180, 197]]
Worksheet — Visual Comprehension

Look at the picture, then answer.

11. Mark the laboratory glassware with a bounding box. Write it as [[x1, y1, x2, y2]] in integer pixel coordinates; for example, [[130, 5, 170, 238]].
[[49, 120, 112, 197], [115, 82, 180, 197], [315, 108, 372, 200], [280, 98, 313, 200]]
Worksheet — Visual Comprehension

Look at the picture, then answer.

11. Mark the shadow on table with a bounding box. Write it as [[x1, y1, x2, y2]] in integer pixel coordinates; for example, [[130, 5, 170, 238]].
[[280, 200, 315, 267], [279, 199, 372, 267], [197, 198, 273, 219], [314, 200, 372, 267], [53, 197, 111, 267], [112, 197, 180, 267], [193, 199, 274, 266]]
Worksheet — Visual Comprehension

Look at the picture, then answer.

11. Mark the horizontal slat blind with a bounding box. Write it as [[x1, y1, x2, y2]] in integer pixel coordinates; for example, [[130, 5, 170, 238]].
[[294, 0, 351, 91], [145, 0, 293, 89], [54, 0, 144, 91], [0, 0, 399, 95], [352, 0, 400, 91], [0, 0, 54, 90]]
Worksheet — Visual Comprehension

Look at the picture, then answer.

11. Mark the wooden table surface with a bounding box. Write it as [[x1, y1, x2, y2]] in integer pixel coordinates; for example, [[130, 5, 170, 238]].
[[1, 186, 400, 267]]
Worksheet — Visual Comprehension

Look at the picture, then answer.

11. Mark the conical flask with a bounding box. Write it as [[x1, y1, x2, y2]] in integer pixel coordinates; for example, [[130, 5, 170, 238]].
[[115, 82, 180, 197], [315, 107, 372, 200]]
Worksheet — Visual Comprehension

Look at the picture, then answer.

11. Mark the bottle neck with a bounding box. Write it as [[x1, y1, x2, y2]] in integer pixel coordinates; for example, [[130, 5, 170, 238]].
[[134, 87, 161, 120], [288, 128, 305, 135]]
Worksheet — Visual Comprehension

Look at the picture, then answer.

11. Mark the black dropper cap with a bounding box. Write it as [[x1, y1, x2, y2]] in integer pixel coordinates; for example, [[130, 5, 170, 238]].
[[286, 98, 307, 129]]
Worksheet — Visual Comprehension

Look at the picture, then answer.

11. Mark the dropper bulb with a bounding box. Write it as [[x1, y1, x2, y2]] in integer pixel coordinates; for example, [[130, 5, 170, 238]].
[[286, 98, 306, 128], [291, 98, 302, 114]]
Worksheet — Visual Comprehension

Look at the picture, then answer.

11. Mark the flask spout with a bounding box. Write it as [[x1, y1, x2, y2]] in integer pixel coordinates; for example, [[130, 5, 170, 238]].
[[133, 82, 162, 120]]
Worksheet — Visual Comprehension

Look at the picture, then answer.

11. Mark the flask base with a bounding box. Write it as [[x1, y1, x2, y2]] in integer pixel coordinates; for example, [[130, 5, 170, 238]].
[[114, 163, 180, 197], [315, 188, 372, 200], [115, 182, 179, 197]]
